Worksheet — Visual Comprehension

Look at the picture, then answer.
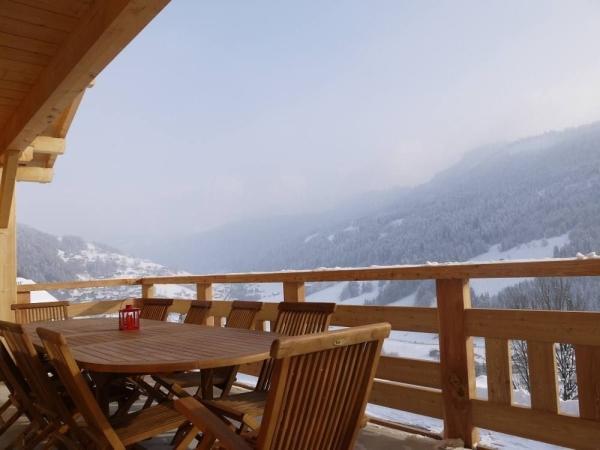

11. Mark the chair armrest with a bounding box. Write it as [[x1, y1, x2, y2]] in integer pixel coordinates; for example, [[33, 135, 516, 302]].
[[175, 397, 254, 450]]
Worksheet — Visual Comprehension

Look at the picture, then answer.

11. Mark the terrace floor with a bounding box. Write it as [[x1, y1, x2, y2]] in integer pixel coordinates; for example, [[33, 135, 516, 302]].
[[0, 384, 463, 449]]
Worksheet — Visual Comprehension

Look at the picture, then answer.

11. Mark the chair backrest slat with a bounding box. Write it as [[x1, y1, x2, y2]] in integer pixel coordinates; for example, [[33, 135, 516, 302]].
[[0, 338, 39, 423], [226, 301, 262, 329], [184, 300, 213, 325], [11, 301, 69, 324], [37, 327, 125, 449], [138, 298, 173, 321], [257, 323, 390, 450], [0, 321, 74, 428], [255, 302, 336, 392]]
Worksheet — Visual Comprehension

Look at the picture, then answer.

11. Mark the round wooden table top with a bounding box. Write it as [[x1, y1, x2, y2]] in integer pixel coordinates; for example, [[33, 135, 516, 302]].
[[24, 318, 278, 374]]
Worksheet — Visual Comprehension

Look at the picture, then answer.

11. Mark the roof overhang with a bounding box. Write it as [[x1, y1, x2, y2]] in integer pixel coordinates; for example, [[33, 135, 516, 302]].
[[0, 0, 170, 227]]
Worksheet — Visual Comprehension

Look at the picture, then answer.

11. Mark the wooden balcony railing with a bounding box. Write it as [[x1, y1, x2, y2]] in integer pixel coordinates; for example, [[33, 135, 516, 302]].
[[16, 258, 600, 449]]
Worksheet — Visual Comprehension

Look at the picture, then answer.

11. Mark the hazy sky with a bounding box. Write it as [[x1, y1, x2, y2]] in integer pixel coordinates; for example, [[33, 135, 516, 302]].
[[18, 1, 600, 243]]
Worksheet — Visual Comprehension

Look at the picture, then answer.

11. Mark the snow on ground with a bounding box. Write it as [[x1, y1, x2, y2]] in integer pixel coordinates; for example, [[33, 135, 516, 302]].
[[367, 376, 573, 450], [468, 233, 570, 295]]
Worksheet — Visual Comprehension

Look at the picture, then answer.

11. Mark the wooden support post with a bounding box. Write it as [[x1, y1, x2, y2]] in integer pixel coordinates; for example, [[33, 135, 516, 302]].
[[197, 282, 214, 325], [0, 191, 16, 321], [196, 283, 213, 301], [575, 345, 600, 420], [436, 278, 478, 447], [283, 281, 305, 302], [17, 291, 31, 304], [0, 150, 19, 228], [141, 284, 156, 298]]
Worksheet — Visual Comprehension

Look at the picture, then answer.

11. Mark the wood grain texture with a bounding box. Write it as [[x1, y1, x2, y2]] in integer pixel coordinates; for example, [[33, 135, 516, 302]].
[[485, 338, 512, 404], [376, 356, 441, 389], [0, 192, 15, 321], [575, 345, 600, 420], [11, 300, 69, 324], [0, 149, 18, 227], [24, 318, 277, 374], [0, 0, 170, 158], [527, 342, 558, 413], [369, 380, 443, 419], [140, 258, 600, 285], [282, 281, 304, 302], [472, 399, 600, 449], [465, 308, 600, 345], [436, 279, 477, 446], [19, 257, 600, 294]]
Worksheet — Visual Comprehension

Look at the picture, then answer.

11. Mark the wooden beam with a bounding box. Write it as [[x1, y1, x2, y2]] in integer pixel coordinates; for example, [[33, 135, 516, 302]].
[[18, 146, 33, 162], [436, 279, 478, 447], [575, 345, 600, 420], [472, 400, 600, 449], [45, 89, 87, 138], [30, 136, 65, 155], [0, 150, 18, 227], [465, 309, 600, 346], [0, 0, 170, 157], [139, 258, 600, 285], [0, 190, 16, 321], [283, 281, 305, 302], [16, 167, 53, 183]]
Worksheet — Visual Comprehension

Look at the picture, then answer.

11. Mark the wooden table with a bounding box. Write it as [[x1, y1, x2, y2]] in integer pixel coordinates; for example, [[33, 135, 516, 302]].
[[24, 318, 278, 412]]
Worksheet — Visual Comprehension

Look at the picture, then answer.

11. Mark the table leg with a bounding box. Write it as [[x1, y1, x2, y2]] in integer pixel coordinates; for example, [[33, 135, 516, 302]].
[[199, 369, 214, 400], [87, 372, 113, 416]]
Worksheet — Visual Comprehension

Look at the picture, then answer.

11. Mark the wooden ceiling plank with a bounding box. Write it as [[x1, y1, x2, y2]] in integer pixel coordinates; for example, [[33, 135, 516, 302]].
[[0, 79, 31, 93], [0, 57, 44, 77], [0, 45, 51, 65], [0, 30, 57, 56], [0, 96, 20, 107], [0, 2, 78, 33], [0, 149, 18, 227], [0, 69, 38, 85], [0, 0, 171, 156], [0, 88, 26, 101], [0, 15, 68, 44], [13, 0, 93, 19]]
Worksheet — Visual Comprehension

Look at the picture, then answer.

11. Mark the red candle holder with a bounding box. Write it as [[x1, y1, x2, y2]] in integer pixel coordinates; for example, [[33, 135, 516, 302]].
[[119, 304, 140, 330]]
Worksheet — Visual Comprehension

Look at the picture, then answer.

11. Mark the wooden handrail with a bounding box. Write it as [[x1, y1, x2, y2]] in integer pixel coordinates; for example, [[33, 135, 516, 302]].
[[14, 257, 600, 449], [16, 257, 600, 293], [17, 277, 140, 292]]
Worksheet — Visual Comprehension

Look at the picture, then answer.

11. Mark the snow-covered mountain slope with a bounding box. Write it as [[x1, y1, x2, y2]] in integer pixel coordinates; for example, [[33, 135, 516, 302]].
[[17, 225, 196, 302], [127, 120, 600, 309]]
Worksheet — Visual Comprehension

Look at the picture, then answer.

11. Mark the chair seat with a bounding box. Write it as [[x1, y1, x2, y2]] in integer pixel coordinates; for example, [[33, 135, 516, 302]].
[[204, 390, 267, 423], [113, 401, 187, 446]]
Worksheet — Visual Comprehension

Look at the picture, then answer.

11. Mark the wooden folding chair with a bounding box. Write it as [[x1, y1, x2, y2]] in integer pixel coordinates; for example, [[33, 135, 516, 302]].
[[138, 297, 174, 321], [0, 320, 84, 448], [183, 300, 213, 325], [145, 301, 263, 409], [201, 301, 336, 432], [11, 300, 69, 324], [37, 326, 198, 450], [0, 338, 39, 445], [175, 322, 391, 450]]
